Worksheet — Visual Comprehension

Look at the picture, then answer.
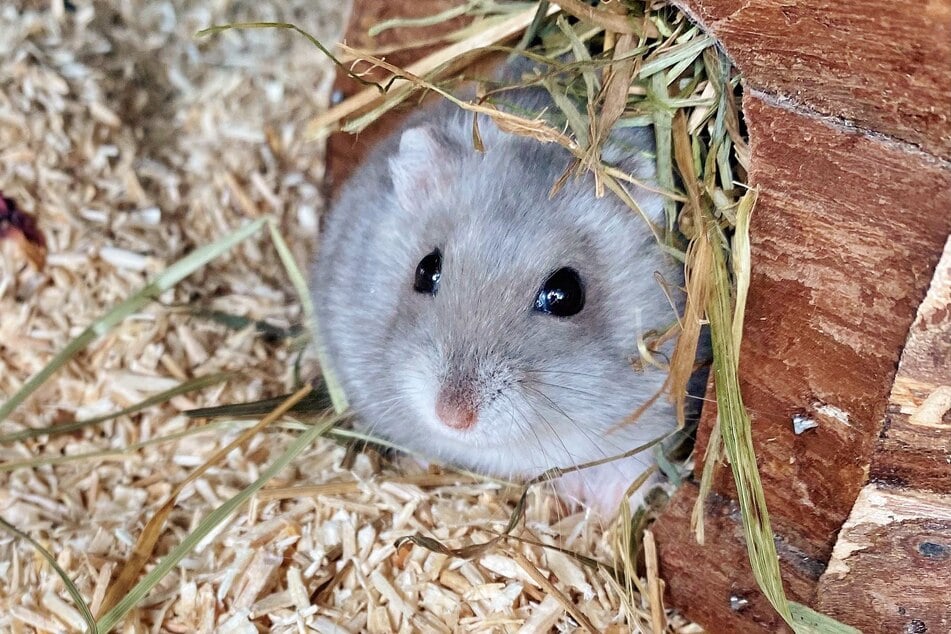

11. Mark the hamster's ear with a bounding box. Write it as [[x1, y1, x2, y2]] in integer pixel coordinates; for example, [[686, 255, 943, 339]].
[[600, 126, 656, 177], [389, 126, 452, 210], [601, 127, 665, 224]]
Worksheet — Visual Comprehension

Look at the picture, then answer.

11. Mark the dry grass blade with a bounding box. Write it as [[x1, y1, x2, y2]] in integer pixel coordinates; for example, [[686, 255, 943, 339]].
[[256, 472, 484, 501], [0, 218, 267, 422], [705, 211, 795, 627], [0, 420, 235, 473], [583, 31, 638, 196], [196, 22, 382, 92], [305, 4, 559, 139], [649, 75, 678, 230], [96, 406, 338, 632], [554, 0, 654, 37], [0, 372, 233, 444], [542, 76, 590, 146], [338, 45, 576, 149], [510, 0, 551, 59], [500, 532, 618, 577], [267, 219, 314, 325], [690, 418, 722, 544], [670, 104, 796, 626], [185, 389, 331, 419], [513, 550, 598, 633], [368, 1, 474, 37], [266, 218, 348, 413], [668, 245, 711, 427], [97, 385, 313, 617], [394, 531, 504, 562], [638, 35, 714, 78], [731, 190, 756, 350], [666, 111, 713, 427], [0, 516, 98, 634], [554, 15, 598, 102], [395, 432, 670, 562], [643, 529, 667, 633], [611, 498, 648, 628]]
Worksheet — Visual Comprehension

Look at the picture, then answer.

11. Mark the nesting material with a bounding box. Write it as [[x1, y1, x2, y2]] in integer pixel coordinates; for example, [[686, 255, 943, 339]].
[[0, 0, 736, 631]]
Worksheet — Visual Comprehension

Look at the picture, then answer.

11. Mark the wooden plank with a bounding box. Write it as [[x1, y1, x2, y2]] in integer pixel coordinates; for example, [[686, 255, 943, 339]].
[[702, 93, 951, 548], [816, 485, 951, 632], [673, 0, 951, 159], [813, 236, 951, 629], [871, 235, 951, 492], [653, 482, 822, 633], [655, 89, 951, 630]]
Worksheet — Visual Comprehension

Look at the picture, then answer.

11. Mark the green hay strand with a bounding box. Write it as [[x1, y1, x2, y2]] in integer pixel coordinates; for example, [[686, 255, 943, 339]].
[[0, 218, 267, 423], [95, 413, 338, 632], [0, 517, 98, 634], [0, 372, 233, 444]]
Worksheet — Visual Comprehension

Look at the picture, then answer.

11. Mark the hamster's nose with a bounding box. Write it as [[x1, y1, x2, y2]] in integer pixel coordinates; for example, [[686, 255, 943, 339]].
[[435, 385, 478, 430]]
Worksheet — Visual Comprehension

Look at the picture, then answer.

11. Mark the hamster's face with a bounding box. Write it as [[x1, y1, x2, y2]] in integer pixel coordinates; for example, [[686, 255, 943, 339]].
[[318, 123, 682, 479], [322, 122, 682, 476]]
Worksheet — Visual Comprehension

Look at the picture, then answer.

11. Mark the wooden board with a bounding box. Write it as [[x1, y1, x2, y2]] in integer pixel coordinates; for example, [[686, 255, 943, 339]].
[[652, 482, 821, 633], [655, 91, 951, 629], [816, 486, 951, 633], [673, 0, 951, 160], [655, 1, 951, 630], [813, 236, 951, 632], [697, 93, 951, 547], [870, 234, 951, 493]]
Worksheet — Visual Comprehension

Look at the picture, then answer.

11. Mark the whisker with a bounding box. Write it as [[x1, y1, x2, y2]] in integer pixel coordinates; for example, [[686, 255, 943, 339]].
[[522, 385, 628, 459], [523, 368, 606, 380], [501, 393, 571, 525], [521, 378, 602, 400], [520, 395, 579, 465], [501, 394, 560, 488]]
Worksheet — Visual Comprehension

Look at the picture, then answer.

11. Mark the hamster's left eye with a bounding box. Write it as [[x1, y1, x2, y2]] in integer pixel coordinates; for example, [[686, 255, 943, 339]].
[[534, 267, 584, 317], [413, 248, 442, 295]]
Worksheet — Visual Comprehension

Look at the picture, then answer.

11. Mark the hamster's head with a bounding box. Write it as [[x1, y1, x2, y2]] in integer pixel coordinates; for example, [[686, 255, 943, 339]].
[[336, 119, 682, 479]]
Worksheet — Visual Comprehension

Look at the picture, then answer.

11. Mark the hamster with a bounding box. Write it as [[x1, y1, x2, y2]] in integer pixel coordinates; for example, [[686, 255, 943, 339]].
[[310, 70, 685, 516]]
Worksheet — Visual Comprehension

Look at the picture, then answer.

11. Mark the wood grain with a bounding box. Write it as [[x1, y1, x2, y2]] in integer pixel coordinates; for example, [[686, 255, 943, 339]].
[[871, 235, 951, 493], [653, 482, 823, 633], [655, 90, 951, 630], [816, 485, 951, 632], [673, 0, 951, 159], [809, 238, 951, 631], [706, 93, 951, 547]]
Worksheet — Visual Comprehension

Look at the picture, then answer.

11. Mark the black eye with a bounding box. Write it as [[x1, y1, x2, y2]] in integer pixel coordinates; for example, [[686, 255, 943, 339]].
[[534, 267, 584, 317], [413, 248, 442, 295]]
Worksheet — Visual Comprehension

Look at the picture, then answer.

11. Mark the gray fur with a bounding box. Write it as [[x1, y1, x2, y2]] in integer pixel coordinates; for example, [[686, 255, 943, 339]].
[[311, 80, 684, 514]]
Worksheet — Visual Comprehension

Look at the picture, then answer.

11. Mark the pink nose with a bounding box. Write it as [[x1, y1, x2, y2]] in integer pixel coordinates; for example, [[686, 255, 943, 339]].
[[435, 388, 477, 430]]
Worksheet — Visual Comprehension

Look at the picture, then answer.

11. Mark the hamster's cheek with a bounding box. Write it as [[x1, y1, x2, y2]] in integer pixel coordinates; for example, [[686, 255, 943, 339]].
[[394, 347, 444, 432]]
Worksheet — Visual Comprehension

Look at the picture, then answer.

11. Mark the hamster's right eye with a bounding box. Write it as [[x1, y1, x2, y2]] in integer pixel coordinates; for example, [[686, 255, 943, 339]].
[[413, 248, 442, 295]]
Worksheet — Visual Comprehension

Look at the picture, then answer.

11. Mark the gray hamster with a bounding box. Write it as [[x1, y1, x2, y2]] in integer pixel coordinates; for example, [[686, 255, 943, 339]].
[[310, 71, 684, 515]]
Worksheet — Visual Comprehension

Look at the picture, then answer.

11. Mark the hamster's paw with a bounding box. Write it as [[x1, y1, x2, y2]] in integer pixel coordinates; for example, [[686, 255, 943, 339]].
[[552, 458, 663, 518]]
